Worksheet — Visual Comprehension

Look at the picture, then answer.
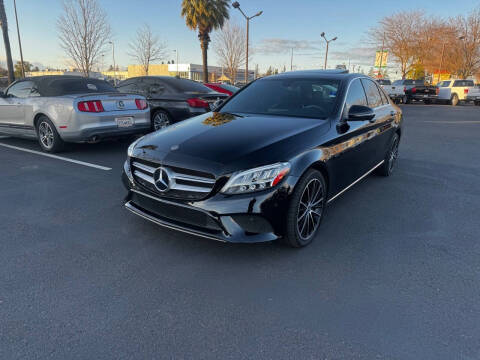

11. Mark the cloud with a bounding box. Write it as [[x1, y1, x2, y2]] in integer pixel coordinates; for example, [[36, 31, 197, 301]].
[[329, 46, 377, 65], [254, 38, 321, 55]]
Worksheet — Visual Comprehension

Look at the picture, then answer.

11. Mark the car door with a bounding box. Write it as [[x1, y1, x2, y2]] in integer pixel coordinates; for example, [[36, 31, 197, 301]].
[[326, 78, 379, 195], [0, 81, 32, 132]]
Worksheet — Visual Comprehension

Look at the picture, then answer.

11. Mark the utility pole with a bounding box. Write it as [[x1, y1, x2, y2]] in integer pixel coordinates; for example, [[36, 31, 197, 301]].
[[0, 0, 15, 83], [378, 32, 385, 78], [321, 32, 337, 70], [13, 0, 24, 77], [109, 41, 116, 85], [437, 42, 446, 84], [232, 2, 262, 84], [290, 48, 293, 71]]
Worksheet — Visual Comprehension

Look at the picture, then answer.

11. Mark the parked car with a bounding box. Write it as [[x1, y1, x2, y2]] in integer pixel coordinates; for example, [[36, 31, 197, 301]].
[[465, 85, 480, 105], [122, 71, 402, 248], [116, 76, 228, 131], [436, 79, 475, 106], [377, 79, 404, 103], [401, 80, 438, 104], [0, 76, 150, 152], [204, 83, 240, 96]]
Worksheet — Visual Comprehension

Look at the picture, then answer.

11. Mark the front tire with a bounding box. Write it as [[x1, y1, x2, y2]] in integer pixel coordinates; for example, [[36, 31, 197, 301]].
[[36, 116, 65, 153], [283, 169, 326, 248], [377, 133, 399, 177], [474, 101, 480, 106], [151, 110, 172, 131]]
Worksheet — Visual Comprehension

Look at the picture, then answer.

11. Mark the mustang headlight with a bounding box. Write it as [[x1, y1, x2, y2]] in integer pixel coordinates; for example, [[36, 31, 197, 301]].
[[221, 162, 291, 195], [127, 137, 142, 157]]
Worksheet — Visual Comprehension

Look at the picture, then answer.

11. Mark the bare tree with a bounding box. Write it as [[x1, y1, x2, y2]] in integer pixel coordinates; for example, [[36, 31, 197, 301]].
[[213, 21, 247, 83], [369, 11, 424, 79], [128, 24, 167, 75], [451, 7, 480, 78], [57, 0, 111, 77]]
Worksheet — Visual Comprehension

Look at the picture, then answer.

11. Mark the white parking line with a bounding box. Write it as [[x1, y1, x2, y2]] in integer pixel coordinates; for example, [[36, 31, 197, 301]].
[[0, 142, 112, 171]]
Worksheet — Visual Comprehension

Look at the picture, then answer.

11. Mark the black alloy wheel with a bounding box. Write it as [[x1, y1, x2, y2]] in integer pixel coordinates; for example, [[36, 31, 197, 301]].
[[283, 169, 326, 248], [377, 133, 400, 177], [152, 110, 172, 131]]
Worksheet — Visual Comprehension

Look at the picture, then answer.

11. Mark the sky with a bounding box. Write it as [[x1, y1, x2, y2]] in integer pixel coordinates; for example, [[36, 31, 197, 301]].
[[1, 0, 479, 74]]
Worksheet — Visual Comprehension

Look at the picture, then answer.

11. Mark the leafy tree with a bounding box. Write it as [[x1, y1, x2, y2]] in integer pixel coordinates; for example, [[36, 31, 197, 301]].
[[181, 0, 230, 82], [14, 61, 32, 78]]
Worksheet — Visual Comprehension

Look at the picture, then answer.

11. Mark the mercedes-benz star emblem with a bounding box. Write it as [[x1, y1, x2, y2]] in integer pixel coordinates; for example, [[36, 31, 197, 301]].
[[153, 167, 170, 192], [117, 100, 125, 109]]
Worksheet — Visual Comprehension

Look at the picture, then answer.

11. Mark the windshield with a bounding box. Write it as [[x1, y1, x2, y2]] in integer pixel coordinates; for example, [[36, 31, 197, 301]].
[[165, 78, 214, 93], [221, 78, 340, 119], [438, 81, 451, 87], [377, 79, 391, 85], [219, 83, 239, 93]]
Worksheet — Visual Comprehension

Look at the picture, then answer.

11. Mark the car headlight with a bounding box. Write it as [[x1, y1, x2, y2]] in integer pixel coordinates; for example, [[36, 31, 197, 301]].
[[127, 137, 142, 157], [221, 162, 291, 195]]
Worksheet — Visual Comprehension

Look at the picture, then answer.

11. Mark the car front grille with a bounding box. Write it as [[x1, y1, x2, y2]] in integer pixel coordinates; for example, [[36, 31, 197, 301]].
[[131, 157, 216, 200]]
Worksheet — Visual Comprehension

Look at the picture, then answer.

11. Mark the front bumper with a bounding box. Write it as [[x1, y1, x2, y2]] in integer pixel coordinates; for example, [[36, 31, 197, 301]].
[[122, 165, 298, 243]]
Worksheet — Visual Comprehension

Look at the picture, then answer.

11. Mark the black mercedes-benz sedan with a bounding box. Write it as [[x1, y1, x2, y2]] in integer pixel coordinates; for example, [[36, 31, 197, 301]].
[[122, 70, 402, 247]]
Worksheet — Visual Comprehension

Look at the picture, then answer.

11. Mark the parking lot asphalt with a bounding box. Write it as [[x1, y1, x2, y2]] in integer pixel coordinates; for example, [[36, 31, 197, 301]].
[[1, 104, 480, 360]]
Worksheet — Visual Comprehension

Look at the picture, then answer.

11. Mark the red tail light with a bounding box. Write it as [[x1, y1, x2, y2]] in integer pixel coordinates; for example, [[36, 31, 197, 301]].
[[404, 86, 407, 93], [135, 99, 148, 110], [464, 88, 469, 94], [187, 98, 209, 109], [411, 87, 417, 94], [78, 100, 104, 113]]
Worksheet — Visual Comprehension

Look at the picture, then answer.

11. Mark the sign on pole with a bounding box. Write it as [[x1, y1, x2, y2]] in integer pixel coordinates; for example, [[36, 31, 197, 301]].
[[374, 51, 388, 68]]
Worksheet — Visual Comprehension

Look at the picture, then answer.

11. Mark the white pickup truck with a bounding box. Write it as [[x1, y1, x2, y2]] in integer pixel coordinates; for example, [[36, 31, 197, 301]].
[[436, 79, 475, 106], [376, 79, 405, 104], [465, 86, 480, 106]]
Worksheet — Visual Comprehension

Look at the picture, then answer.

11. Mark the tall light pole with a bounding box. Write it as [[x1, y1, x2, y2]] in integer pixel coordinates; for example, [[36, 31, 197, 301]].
[[108, 41, 116, 85], [458, 35, 468, 78], [321, 32, 337, 70], [232, 2, 262, 84], [13, 0, 24, 77], [173, 49, 178, 76], [437, 41, 446, 84], [0, 0, 14, 83], [378, 32, 385, 78]]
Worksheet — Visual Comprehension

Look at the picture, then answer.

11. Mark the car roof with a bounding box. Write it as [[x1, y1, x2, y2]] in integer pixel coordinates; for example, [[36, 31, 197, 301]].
[[263, 70, 365, 82]]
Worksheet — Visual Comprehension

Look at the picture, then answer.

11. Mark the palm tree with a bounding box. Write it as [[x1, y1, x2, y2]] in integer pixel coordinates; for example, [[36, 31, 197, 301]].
[[0, 0, 15, 83], [181, 0, 229, 83]]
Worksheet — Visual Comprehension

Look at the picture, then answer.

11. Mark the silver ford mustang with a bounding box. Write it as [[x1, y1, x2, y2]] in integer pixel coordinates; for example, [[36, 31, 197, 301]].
[[0, 75, 151, 152]]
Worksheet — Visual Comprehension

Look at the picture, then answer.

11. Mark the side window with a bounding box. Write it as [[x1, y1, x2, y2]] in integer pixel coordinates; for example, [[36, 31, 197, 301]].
[[453, 80, 463, 87], [345, 79, 367, 113], [6, 81, 35, 98], [378, 84, 390, 104], [361, 79, 383, 108], [117, 80, 140, 93], [143, 78, 168, 94]]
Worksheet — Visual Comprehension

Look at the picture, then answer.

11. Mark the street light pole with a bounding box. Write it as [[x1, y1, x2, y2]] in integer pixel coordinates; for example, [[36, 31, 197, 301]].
[[109, 41, 116, 85], [173, 49, 178, 76], [321, 32, 337, 70], [232, 2, 262, 84], [13, 0, 24, 77], [437, 42, 446, 84], [0, 0, 15, 83]]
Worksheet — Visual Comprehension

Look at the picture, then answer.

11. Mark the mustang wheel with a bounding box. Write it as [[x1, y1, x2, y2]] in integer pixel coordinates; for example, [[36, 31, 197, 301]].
[[283, 169, 326, 248], [377, 133, 399, 177], [152, 110, 172, 131], [36, 116, 64, 153]]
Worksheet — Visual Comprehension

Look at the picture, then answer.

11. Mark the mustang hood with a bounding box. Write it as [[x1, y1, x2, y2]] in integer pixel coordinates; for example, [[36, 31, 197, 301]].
[[132, 112, 330, 176]]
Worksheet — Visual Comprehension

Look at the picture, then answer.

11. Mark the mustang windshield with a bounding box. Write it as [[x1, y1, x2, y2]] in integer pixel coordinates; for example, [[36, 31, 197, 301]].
[[221, 78, 340, 119]]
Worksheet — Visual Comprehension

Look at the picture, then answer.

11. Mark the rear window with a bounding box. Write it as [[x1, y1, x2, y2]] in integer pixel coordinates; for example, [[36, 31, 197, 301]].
[[164, 78, 214, 93], [377, 79, 391, 85], [392, 80, 403, 86], [438, 81, 451, 87], [39, 78, 117, 96], [219, 83, 239, 93]]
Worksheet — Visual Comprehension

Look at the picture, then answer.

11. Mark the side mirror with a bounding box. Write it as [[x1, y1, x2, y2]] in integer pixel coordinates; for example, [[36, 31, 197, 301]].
[[212, 99, 224, 111], [149, 86, 164, 94], [348, 105, 375, 122]]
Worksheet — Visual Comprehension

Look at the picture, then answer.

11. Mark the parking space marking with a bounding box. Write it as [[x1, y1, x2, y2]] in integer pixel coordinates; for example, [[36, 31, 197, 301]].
[[0, 142, 112, 171], [423, 121, 480, 124]]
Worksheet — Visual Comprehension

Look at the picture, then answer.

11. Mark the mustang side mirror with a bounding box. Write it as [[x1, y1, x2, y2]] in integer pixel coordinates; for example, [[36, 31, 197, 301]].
[[348, 105, 375, 122]]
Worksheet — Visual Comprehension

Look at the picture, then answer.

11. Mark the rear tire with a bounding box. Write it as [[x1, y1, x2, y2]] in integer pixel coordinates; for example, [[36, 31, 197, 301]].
[[450, 94, 459, 106], [36, 116, 65, 153], [474, 101, 480, 106], [424, 99, 431, 105], [404, 96, 410, 104], [376, 133, 399, 177], [282, 169, 326, 248], [151, 110, 172, 131]]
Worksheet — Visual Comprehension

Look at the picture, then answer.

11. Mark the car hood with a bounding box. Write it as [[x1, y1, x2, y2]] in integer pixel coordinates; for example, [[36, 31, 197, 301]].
[[131, 112, 330, 176]]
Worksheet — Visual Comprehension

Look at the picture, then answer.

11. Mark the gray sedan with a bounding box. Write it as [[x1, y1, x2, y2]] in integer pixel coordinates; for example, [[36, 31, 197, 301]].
[[0, 76, 150, 152]]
